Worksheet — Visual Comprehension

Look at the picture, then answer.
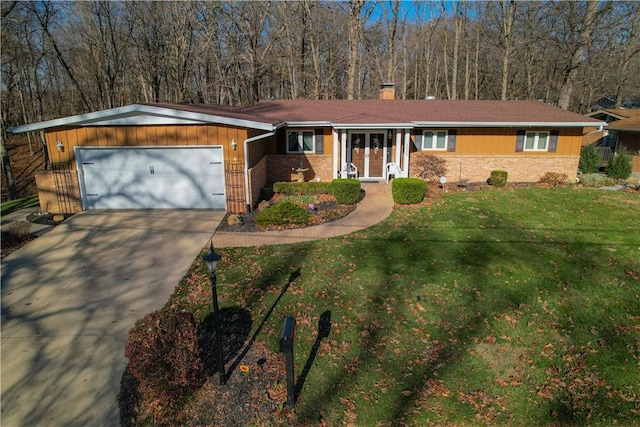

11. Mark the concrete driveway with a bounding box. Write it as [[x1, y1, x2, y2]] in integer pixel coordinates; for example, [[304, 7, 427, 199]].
[[1, 210, 224, 426]]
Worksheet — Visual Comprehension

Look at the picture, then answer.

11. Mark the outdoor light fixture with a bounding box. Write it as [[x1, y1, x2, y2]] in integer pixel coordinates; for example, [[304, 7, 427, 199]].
[[230, 139, 237, 150], [203, 242, 222, 275], [56, 141, 64, 152], [203, 242, 225, 385]]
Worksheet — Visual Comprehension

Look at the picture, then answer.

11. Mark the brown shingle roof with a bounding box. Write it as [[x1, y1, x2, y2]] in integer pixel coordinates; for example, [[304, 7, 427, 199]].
[[10, 100, 604, 134], [153, 100, 602, 127]]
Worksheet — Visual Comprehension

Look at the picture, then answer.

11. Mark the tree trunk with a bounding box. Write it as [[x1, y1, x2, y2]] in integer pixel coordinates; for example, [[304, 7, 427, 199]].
[[1, 130, 17, 200], [500, 0, 516, 100], [557, 0, 599, 110], [347, 0, 365, 100]]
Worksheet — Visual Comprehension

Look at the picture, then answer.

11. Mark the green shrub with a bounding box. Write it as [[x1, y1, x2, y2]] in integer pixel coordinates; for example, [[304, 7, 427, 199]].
[[579, 144, 602, 174], [606, 147, 632, 180], [539, 172, 569, 186], [124, 308, 205, 404], [279, 195, 321, 205], [392, 178, 426, 204], [489, 170, 508, 187], [273, 181, 333, 195], [255, 201, 312, 227], [331, 179, 361, 205]]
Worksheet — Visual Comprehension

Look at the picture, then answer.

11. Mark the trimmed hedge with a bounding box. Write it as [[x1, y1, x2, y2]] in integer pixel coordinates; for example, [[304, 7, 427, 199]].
[[273, 181, 333, 195], [490, 170, 508, 187], [331, 179, 361, 205], [124, 308, 206, 404], [272, 179, 360, 205], [392, 178, 426, 204], [255, 201, 312, 227]]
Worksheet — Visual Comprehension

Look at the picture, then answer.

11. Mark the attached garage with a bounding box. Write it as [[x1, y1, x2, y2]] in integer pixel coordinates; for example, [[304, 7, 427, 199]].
[[76, 146, 226, 209]]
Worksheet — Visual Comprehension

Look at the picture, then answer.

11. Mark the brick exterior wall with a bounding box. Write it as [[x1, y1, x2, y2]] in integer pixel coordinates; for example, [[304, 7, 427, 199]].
[[248, 157, 268, 209], [409, 153, 580, 183], [266, 154, 334, 184]]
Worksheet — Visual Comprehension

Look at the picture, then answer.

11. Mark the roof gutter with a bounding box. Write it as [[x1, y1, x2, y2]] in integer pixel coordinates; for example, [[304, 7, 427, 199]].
[[243, 130, 276, 213], [412, 121, 606, 128], [8, 104, 274, 133]]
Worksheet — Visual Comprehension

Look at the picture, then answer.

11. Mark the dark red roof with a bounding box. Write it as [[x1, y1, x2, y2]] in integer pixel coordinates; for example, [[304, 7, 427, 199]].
[[153, 100, 602, 126]]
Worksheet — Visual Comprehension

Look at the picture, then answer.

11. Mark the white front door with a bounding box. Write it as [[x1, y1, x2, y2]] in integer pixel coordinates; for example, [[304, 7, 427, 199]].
[[76, 146, 226, 209]]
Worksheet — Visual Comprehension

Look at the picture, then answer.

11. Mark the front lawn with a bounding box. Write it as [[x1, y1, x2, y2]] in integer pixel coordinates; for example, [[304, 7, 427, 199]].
[[133, 187, 640, 425]]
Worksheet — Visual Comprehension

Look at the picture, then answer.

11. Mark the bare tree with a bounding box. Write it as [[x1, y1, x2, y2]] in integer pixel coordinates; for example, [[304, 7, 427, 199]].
[[556, 0, 601, 109], [499, 0, 516, 100], [346, 0, 373, 99]]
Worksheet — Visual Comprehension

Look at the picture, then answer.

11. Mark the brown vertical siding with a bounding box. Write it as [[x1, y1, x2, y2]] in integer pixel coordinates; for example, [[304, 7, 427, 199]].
[[40, 123, 254, 213], [413, 127, 583, 156], [45, 124, 250, 171]]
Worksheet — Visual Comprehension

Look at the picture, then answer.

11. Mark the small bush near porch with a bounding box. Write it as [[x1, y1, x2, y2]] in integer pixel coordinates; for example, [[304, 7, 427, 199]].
[[122, 187, 640, 426]]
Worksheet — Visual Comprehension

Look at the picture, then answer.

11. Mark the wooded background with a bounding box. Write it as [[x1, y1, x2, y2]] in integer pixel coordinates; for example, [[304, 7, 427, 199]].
[[2, 0, 639, 128]]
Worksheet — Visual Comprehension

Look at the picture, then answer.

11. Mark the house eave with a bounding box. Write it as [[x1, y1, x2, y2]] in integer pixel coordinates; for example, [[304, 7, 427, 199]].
[[285, 121, 333, 128], [332, 123, 415, 129], [412, 121, 606, 128], [8, 104, 275, 133]]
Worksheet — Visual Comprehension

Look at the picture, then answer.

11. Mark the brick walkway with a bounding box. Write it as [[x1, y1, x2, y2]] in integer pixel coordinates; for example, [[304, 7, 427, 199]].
[[213, 182, 394, 248]]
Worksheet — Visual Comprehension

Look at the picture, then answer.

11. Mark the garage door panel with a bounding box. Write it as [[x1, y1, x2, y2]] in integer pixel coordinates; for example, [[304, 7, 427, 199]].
[[77, 147, 226, 210]]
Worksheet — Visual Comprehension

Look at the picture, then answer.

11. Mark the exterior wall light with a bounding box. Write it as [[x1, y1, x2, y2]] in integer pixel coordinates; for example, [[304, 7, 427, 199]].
[[231, 139, 237, 150], [56, 141, 64, 152]]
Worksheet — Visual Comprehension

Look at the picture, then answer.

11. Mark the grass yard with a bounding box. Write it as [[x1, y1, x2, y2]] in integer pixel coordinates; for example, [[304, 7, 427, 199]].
[[0, 195, 39, 216], [166, 187, 640, 425]]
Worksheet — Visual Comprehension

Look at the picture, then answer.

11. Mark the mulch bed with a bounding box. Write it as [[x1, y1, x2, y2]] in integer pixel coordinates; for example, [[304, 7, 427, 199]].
[[215, 195, 357, 233]]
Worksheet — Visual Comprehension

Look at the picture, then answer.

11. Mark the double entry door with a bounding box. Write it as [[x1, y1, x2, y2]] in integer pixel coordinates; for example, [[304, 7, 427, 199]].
[[349, 132, 388, 179]]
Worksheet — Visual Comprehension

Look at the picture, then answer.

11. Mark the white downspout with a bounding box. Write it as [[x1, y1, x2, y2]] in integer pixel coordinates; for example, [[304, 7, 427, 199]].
[[244, 131, 275, 212], [395, 130, 402, 166]]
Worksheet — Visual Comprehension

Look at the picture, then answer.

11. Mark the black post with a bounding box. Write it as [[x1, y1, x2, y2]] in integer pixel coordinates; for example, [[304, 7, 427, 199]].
[[279, 316, 296, 407], [211, 273, 225, 385]]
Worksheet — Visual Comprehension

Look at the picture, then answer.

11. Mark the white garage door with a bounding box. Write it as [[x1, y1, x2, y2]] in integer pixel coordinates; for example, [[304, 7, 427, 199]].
[[76, 146, 226, 209]]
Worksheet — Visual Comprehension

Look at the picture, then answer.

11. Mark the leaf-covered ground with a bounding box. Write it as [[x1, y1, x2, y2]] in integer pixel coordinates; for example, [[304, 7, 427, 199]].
[[126, 187, 640, 426]]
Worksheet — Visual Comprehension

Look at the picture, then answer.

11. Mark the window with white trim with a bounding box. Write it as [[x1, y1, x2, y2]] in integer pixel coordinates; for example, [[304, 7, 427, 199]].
[[287, 130, 314, 153], [422, 130, 448, 150], [524, 132, 549, 151]]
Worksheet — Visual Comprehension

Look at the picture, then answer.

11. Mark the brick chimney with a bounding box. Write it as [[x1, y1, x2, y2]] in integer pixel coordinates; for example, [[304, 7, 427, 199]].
[[379, 82, 395, 100]]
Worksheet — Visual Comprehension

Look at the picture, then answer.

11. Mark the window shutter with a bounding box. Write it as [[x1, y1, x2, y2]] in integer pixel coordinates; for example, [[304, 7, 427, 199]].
[[447, 129, 457, 152], [315, 129, 324, 154], [515, 130, 525, 152], [277, 131, 286, 154], [548, 130, 559, 153], [414, 132, 423, 150]]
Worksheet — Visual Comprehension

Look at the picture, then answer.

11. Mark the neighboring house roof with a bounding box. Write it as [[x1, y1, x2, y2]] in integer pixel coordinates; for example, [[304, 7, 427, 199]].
[[602, 110, 640, 132], [590, 96, 640, 111], [9, 100, 604, 134], [587, 108, 640, 132]]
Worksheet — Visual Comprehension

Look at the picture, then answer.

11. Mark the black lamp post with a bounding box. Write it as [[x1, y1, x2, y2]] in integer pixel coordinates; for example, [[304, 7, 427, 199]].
[[203, 242, 225, 385]]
